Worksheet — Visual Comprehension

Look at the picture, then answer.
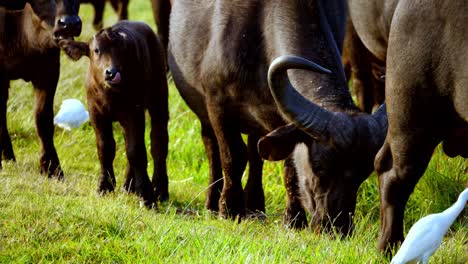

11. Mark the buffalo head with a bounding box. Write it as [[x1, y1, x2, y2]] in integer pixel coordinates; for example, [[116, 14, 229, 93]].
[[259, 55, 387, 235], [10, 0, 82, 40], [52, 0, 81, 39]]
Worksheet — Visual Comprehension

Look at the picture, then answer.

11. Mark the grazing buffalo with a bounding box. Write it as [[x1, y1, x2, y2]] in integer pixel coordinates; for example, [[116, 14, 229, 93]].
[[0, 0, 82, 178], [169, 0, 387, 234], [80, 0, 129, 30], [349, 0, 468, 252], [60, 21, 169, 207]]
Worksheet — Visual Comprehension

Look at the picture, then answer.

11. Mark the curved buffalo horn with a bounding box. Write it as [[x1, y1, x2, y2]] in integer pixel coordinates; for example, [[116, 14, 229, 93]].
[[268, 55, 338, 142], [269, 55, 388, 148]]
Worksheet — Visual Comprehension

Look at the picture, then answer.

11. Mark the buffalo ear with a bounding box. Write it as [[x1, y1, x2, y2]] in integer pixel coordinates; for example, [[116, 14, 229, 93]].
[[258, 124, 306, 161], [59, 40, 90, 61]]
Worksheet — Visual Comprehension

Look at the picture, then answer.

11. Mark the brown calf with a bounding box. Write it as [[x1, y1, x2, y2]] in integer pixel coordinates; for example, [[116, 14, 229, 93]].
[[60, 21, 169, 206]]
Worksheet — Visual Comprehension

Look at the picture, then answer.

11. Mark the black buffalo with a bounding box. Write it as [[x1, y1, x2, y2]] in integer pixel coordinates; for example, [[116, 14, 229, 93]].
[[0, 0, 82, 178], [349, 0, 468, 252], [168, 0, 387, 234]]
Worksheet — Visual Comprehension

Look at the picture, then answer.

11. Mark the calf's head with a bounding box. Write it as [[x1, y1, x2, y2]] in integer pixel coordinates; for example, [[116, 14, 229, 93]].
[[259, 56, 387, 235], [59, 26, 145, 88]]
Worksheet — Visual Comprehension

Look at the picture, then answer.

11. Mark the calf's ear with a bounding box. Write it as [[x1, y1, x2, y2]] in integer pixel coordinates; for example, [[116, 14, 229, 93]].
[[59, 40, 90, 61], [258, 124, 306, 161]]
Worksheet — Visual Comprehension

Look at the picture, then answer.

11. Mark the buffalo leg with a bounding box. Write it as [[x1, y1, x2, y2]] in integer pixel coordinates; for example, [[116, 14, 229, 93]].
[[90, 111, 116, 193], [151, 0, 171, 53], [91, 0, 105, 30], [110, 0, 128, 20], [148, 82, 169, 202], [374, 53, 443, 252], [343, 19, 379, 114], [32, 61, 63, 179], [123, 162, 135, 193], [375, 134, 439, 253], [244, 135, 265, 215], [0, 77, 15, 164], [201, 123, 223, 212], [206, 98, 247, 218], [119, 110, 155, 208], [283, 157, 308, 229]]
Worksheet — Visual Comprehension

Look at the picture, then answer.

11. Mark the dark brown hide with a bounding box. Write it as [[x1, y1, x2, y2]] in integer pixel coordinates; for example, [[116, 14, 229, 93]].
[[169, 0, 387, 234], [80, 0, 129, 30], [369, 0, 468, 253], [0, 0, 81, 178], [60, 21, 169, 206], [349, 0, 468, 253]]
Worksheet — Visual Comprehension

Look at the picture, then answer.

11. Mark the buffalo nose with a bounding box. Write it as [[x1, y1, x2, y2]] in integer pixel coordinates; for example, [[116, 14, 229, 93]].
[[57, 15, 82, 34], [105, 67, 118, 79]]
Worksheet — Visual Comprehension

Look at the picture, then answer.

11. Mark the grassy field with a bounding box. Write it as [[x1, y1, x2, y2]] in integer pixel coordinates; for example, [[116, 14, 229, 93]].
[[1, 1, 467, 263]]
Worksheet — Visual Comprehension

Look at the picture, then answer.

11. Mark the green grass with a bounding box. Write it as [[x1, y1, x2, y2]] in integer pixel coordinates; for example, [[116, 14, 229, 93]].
[[1, 1, 467, 263]]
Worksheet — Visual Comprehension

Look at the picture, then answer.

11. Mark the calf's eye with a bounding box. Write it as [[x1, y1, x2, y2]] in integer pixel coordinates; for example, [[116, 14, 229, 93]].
[[94, 48, 100, 54]]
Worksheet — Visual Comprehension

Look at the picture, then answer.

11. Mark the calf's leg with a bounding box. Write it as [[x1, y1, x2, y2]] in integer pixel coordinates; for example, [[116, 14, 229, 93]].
[[120, 110, 155, 207], [148, 94, 169, 202], [90, 112, 116, 193]]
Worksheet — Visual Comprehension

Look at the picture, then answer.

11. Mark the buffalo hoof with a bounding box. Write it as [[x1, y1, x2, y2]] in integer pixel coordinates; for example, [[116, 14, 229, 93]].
[[205, 188, 221, 212], [98, 176, 116, 194], [123, 177, 136, 193], [283, 207, 308, 229], [245, 210, 267, 221], [244, 188, 265, 215], [39, 153, 63, 179], [378, 234, 403, 258], [218, 185, 245, 219], [138, 188, 157, 209], [41, 161, 64, 180], [156, 190, 169, 202]]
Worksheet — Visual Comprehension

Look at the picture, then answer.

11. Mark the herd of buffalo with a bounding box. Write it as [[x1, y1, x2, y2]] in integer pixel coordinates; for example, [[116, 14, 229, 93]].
[[0, 0, 466, 256]]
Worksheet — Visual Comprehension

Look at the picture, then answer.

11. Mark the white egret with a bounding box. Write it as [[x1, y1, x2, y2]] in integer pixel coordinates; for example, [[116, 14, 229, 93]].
[[391, 188, 468, 264], [54, 98, 89, 131]]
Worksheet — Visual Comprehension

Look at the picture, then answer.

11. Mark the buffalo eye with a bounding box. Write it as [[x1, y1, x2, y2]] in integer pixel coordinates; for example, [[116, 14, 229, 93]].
[[93, 48, 100, 54]]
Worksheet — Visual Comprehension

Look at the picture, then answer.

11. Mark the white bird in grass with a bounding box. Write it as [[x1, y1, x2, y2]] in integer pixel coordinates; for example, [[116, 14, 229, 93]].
[[54, 98, 89, 131], [391, 188, 468, 264]]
